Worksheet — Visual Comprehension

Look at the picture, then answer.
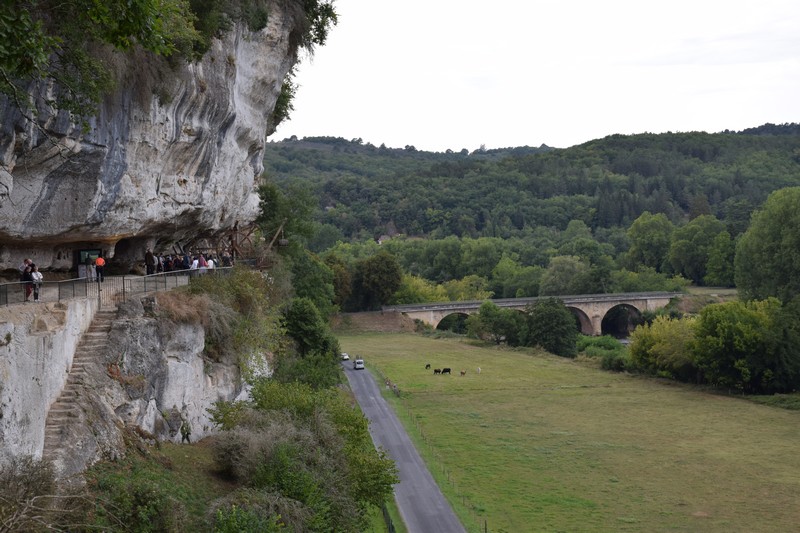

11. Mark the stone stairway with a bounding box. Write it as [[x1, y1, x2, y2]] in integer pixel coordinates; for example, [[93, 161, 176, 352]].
[[42, 309, 117, 467]]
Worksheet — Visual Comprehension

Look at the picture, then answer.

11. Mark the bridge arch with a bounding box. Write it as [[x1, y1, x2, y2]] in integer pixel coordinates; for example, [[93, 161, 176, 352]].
[[601, 303, 643, 337], [383, 292, 679, 336], [436, 312, 470, 333], [566, 307, 593, 335]]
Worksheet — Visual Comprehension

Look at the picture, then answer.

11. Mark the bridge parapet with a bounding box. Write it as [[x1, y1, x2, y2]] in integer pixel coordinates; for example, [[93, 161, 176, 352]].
[[383, 292, 682, 335]]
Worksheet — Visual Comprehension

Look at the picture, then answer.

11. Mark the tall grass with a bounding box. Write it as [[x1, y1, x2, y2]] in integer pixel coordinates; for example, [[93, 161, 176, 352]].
[[341, 333, 800, 533]]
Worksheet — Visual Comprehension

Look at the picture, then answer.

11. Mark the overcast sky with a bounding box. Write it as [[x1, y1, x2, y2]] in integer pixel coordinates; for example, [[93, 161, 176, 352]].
[[272, 0, 800, 152]]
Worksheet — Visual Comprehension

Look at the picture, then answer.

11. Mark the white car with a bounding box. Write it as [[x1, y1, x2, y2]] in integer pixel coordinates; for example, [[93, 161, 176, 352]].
[[341, 352, 350, 361], [353, 359, 365, 370]]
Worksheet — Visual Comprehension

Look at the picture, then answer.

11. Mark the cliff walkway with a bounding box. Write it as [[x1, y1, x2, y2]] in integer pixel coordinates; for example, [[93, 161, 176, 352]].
[[0, 268, 232, 309], [0, 268, 235, 475]]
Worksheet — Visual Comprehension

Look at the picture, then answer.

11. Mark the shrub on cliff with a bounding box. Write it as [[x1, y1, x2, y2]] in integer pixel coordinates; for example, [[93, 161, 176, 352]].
[[185, 267, 288, 378], [210, 381, 398, 531]]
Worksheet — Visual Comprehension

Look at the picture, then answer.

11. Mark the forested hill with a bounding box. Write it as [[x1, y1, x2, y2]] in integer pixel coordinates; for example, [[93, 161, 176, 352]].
[[263, 125, 800, 246]]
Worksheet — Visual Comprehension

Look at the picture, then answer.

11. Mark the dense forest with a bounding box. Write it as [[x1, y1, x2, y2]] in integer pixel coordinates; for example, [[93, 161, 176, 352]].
[[261, 124, 800, 305], [265, 124, 800, 245], [260, 125, 800, 395]]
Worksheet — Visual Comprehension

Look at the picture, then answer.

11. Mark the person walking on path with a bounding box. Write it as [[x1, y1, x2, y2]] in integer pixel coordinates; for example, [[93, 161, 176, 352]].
[[180, 418, 192, 443], [94, 255, 105, 282]]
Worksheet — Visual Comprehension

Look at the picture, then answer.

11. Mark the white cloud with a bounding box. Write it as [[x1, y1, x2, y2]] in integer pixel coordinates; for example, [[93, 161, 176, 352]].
[[273, 0, 800, 151]]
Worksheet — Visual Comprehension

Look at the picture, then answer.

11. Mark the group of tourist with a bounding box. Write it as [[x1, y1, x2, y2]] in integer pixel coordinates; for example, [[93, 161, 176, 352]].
[[12, 248, 235, 303], [144, 250, 233, 276], [18, 258, 44, 302], [84, 255, 106, 282]]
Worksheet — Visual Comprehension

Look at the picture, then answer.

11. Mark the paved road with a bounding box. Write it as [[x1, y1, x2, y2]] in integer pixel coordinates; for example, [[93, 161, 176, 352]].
[[342, 361, 466, 533]]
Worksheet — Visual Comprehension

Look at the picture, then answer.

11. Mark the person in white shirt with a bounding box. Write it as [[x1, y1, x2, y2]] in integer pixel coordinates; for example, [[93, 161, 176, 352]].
[[30, 265, 43, 302]]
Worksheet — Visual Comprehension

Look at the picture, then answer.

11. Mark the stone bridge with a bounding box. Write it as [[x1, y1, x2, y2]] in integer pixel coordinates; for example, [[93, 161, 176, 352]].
[[383, 292, 682, 336]]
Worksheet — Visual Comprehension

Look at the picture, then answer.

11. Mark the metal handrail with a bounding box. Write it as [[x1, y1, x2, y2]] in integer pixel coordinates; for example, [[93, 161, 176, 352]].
[[0, 266, 235, 308]]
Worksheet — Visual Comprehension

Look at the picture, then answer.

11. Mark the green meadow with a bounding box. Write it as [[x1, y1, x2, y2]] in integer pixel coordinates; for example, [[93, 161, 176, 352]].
[[339, 333, 800, 533]]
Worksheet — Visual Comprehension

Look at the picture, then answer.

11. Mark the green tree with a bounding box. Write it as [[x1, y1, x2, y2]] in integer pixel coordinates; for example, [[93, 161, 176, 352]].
[[557, 237, 610, 266], [735, 187, 800, 302], [610, 267, 689, 293], [692, 299, 782, 392], [539, 256, 589, 296], [257, 181, 316, 245], [467, 301, 506, 344], [491, 256, 544, 298], [323, 253, 352, 308], [350, 251, 403, 311], [629, 316, 697, 381], [281, 297, 338, 359], [441, 275, 493, 301], [459, 238, 502, 279], [290, 250, 335, 318], [389, 275, 448, 305], [626, 211, 674, 271], [763, 296, 800, 393], [668, 215, 726, 284], [1, 0, 200, 121], [523, 298, 578, 357], [704, 231, 735, 287]]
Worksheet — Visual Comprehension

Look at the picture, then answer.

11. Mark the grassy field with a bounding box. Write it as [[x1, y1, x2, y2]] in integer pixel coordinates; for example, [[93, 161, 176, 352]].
[[339, 333, 800, 533]]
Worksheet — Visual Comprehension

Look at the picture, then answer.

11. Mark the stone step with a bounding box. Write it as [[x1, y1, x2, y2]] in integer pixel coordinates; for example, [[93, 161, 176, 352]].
[[48, 411, 77, 419], [80, 340, 109, 347], [83, 333, 111, 340], [77, 343, 104, 349], [75, 351, 102, 357], [46, 417, 74, 425], [81, 335, 109, 342], [41, 309, 116, 460]]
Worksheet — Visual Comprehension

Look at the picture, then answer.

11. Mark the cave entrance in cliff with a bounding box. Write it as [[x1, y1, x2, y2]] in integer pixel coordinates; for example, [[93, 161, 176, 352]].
[[113, 237, 150, 273], [77, 248, 102, 278]]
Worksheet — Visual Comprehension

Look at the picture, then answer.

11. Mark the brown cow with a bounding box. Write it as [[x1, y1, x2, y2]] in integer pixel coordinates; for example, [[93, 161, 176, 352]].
[[433, 368, 442, 375], [460, 370, 467, 376]]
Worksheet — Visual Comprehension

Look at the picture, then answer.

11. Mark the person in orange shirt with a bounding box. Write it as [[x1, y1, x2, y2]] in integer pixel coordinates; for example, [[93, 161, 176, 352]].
[[94, 255, 106, 282]]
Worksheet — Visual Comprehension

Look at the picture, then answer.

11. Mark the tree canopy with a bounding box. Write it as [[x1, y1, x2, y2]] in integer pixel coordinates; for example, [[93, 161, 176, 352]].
[[1, 0, 337, 122], [735, 187, 800, 303]]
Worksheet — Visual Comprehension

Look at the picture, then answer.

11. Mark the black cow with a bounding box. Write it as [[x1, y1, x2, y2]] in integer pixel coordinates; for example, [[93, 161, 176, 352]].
[[441, 367, 451, 375], [425, 363, 431, 370], [433, 368, 442, 375]]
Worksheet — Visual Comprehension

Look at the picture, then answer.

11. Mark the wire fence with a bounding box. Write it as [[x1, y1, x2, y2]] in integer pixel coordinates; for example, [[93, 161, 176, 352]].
[[1, 267, 235, 309]]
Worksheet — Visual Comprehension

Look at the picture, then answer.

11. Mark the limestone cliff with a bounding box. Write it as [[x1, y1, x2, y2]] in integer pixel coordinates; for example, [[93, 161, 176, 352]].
[[0, 297, 246, 478], [0, 3, 302, 271]]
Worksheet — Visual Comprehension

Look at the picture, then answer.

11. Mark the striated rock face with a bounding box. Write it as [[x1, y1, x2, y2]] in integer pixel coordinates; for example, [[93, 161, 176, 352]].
[[106, 298, 245, 449], [0, 299, 97, 462], [0, 296, 248, 478], [0, 5, 301, 271]]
